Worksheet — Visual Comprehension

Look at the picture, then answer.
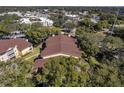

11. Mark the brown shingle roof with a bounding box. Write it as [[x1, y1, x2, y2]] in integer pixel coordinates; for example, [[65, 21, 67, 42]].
[[0, 38, 32, 54], [41, 34, 81, 58]]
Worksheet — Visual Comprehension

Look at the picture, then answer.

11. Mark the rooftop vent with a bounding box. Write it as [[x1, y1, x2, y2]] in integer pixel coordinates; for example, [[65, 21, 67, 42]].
[[52, 34, 55, 37]]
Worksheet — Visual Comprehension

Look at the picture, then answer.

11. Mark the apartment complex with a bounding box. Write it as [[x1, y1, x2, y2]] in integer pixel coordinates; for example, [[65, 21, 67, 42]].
[[0, 39, 33, 62], [41, 34, 81, 59], [35, 34, 81, 68]]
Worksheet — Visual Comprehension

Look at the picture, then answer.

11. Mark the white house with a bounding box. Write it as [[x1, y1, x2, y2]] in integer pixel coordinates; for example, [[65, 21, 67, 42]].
[[39, 17, 53, 26], [0, 11, 23, 17], [20, 18, 32, 24], [7, 11, 23, 17], [65, 13, 79, 20]]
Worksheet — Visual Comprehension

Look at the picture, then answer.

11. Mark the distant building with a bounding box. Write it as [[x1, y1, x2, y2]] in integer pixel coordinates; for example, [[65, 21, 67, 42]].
[[65, 13, 79, 20], [91, 15, 100, 23], [20, 18, 32, 24], [0, 13, 6, 16], [0, 11, 23, 17], [39, 17, 53, 26], [62, 28, 76, 37], [2, 30, 26, 39], [82, 11, 88, 16], [19, 17, 53, 26], [35, 34, 81, 68], [90, 18, 98, 23], [43, 9, 49, 12], [0, 39, 33, 62], [7, 11, 23, 17]]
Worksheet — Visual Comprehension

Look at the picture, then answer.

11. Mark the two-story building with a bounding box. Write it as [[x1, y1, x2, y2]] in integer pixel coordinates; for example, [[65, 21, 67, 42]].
[[0, 39, 33, 62]]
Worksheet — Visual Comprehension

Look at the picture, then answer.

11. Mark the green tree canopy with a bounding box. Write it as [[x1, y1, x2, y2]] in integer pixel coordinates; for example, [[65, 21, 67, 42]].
[[102, 36, 124, 51], [33, 57, 90, 87], [0, 59, 35, 87]]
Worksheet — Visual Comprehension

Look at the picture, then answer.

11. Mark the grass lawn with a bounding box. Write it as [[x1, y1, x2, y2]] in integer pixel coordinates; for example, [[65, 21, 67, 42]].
[[23, 46, 40, 62]]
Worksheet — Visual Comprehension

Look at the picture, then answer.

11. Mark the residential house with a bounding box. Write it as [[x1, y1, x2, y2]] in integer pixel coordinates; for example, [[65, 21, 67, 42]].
[[39, 17, 53, 27], [90, 15, 100, 23], [19, 17, 53, 26], [7, 11, 23, 17], [82, 11, 88, 16], [65, 13, 79, 20], [0, 11, 23, 17], [20, 18, 32, 24]]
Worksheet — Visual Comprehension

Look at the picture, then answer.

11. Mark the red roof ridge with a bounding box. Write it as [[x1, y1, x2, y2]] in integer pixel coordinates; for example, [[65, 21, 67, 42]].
[[41, 34, 81, 58], [0, 38, 32, 54]]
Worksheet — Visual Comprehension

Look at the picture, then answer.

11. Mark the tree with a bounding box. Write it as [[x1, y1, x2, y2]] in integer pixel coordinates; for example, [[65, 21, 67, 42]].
[[94, 20, 109, 31], [87, 63, 121, 87], [63, 21, 76, 29], [25, 26, 61, 46], [0, 14, 21, 33], [51, 14, 66, 27], [102, 36, 123, 51], [79, 18, 95, 27], [33, 55, 124, 87], [33, 57, 90, 87], [0, 59, 35, 87], [76, 32, 103, 56]]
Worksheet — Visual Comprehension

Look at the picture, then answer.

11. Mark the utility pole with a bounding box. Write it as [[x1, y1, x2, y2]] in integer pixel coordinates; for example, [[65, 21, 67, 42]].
[[111, 8, 120, 33]]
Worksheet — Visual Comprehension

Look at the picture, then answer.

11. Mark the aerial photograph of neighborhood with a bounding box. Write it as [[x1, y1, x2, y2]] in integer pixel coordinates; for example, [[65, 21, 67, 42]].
[[0, 6, 123, 87]]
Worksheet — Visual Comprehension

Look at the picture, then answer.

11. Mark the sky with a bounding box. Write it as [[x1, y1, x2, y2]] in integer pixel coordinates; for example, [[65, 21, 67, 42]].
[[0, 0, 121, 6]]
